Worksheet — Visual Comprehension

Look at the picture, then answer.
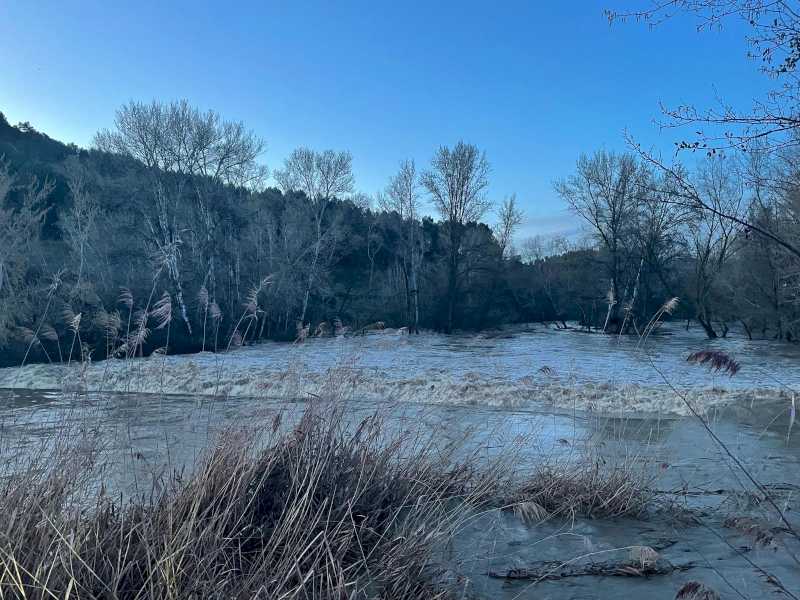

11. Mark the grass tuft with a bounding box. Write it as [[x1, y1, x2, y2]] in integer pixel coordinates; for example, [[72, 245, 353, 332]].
[[508, 458, 657, 520], [0, 401, 510, 599]]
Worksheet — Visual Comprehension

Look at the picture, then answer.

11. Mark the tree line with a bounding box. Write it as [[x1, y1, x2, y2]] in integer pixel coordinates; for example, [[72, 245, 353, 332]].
[[554, 147, 800, 340], [0, 103, 538, 366], [3, 97, 800, 367]]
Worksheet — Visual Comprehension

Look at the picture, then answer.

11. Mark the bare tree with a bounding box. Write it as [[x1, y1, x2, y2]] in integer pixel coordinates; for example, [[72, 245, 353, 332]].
[[95, 100, 266, 185], [608, 1, 800, 153], [421, 142, 491, 332], [555, 151, 646, 332], [470, 194, 525, 328], [62, 157, 99, 295], [609, 1, 800, 301], [632, 169, 692, 315], [687, 157, 744, 337], [273, 148, 354, 324], [94, 100, 267, 334], [629, 134, 800, 259], [493, 194, 524, 258], [728, 145, 800, 338], [380, 159, 423, 332], [0, 157, 53, 345], [520, 234, 579, 326]]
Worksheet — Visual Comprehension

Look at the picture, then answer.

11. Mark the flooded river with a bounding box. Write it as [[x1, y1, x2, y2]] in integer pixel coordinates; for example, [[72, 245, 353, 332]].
[[177, 321, 800, 389], [1, 323, 799, 598], [2, 322, 800, 414]]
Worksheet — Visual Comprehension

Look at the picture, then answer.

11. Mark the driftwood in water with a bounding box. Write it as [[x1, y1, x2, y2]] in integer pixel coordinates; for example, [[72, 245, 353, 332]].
[[488, 558, 695, 581]]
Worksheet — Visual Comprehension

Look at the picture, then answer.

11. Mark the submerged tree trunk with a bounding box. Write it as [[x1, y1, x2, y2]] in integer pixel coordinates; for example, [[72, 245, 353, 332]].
[[408, 221, 420, 334], [620, 257, 644, 335], [602, 280, 621, 334], [300, 220, 323, 325], [697, 314, 718, 339], [446, 257, 457, 333]]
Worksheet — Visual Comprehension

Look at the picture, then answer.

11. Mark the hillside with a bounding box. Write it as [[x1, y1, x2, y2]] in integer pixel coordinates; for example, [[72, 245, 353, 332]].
[[1, 109, 588, 366]]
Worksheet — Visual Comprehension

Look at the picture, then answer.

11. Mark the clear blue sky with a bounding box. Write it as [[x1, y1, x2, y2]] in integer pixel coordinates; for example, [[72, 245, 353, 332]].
[[0, 0, 768, 238]]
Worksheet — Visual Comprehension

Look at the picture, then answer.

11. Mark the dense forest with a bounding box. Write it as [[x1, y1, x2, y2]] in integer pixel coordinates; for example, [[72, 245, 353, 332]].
[[2, 100, 800, 366]]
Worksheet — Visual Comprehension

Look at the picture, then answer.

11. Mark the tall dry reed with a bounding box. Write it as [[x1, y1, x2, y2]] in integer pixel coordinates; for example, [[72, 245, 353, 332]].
[[0, 400, 510, 600]]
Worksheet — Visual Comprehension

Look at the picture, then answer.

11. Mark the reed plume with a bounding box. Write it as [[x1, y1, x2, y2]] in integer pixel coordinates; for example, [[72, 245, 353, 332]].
[[18, 327, 39, 347], [18, 268, 63, 367], [197, 285, 209, 309], [118, 287, 134, 310], [104, 310, 122, 337], [675, 581, 720, 600], [116, 309, 150, 358], [151, 292, 173, 330], [64, 310, 82, 367], [226, 276, 272, 352], [209, 301, 222, 322], [686, 350, 740, 376], [47, 269, 64, 295], [638, 297, 680, 349]]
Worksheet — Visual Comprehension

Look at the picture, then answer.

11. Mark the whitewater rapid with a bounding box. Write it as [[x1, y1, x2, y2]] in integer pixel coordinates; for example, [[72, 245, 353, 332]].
[[0, 345, 781, 416]]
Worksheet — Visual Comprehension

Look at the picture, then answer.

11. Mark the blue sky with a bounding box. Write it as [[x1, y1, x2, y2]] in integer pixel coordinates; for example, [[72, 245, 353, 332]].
[[0, 0, 769, 238]]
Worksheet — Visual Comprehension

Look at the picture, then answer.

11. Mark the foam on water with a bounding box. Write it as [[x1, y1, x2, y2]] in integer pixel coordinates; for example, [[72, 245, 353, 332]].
[[1, 323, 796, 415]]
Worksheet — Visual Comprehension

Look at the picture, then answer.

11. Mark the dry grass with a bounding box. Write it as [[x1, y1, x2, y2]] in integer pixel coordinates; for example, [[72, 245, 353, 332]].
[[675, 581, 720, 600], [508, 457, 657, 521], [0, 401, 510, 600], [0, 346, 676, 600]]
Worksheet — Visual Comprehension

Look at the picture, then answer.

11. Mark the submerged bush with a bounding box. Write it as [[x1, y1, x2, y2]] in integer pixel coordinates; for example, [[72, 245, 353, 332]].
[[509, 457, 658, 521]]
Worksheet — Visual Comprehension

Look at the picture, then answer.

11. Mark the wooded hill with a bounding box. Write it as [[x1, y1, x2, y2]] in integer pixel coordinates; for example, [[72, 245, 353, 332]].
[[1, 101, 798, 366]]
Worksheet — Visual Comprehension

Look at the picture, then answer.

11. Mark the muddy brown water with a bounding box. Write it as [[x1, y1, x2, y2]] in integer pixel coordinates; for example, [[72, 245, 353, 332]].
[[0, 324, 799, 598]]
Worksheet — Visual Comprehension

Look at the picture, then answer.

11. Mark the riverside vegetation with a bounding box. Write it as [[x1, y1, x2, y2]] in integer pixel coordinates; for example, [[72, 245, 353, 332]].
[[2, 104, 798, 594], [6, 96, 800, 369], [0, 387, 670, 600], [4, 1, 800, 598], [0, 313, 798, 599], [2, 126, 800, 597], [0, 344, 798, 599]]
